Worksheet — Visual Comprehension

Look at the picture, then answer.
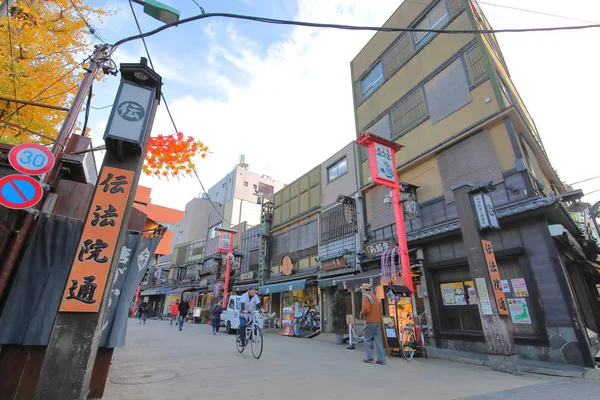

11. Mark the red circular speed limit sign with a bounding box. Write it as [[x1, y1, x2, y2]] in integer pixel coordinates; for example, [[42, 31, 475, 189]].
[[8, 143, 55, 175]]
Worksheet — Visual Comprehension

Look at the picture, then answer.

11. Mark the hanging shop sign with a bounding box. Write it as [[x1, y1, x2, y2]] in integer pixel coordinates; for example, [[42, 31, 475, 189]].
[[472, 192, 500, 230], [59, 166, 134, 312], [216, 227, 237, 253], [365, 240, 394, 258], [239, 271, 255, 281], [481, 240, 508, 315], [281, 255, 294, 276], [321, 256, 346, 271]]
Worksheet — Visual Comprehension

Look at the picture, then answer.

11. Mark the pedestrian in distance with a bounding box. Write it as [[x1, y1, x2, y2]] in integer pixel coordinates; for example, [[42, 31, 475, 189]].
[[211, 301, 223, 335], [170, 299, 180, 326], [138, 301, 149, 325], [359, 283, 386, 365], [178, 298, 190, 331]]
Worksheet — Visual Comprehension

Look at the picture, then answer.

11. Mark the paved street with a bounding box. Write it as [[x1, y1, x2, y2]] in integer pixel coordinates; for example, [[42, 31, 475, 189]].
[[103, 320, 598, 400]]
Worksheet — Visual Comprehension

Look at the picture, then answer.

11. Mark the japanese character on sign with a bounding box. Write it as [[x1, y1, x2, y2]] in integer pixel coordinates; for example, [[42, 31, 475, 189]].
[[100, 173, 128, 194], [484, 242, 493, 255], [91, 205, 119, 227], [498, 297, 508, 312], [488, 260, 498, 273], [117, 101, 144, 121], [493, 278, 502, 292], [66, 276, 97, 304], [78, 239, 109, 263]]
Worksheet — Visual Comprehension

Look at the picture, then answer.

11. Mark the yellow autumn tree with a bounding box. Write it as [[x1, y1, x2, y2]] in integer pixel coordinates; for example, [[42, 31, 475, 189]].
[[0, 0, 112, 145]]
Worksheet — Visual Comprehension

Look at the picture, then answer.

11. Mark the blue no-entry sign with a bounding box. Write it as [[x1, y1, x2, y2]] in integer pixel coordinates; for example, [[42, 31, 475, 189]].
[[9, 143, 55, 175], [0, 175, 44, 209]]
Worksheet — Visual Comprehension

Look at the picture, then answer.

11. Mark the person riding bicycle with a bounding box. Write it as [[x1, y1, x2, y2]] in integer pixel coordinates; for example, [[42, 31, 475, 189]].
[[239, 285, 265, 345], [138, 301, 149, 324]]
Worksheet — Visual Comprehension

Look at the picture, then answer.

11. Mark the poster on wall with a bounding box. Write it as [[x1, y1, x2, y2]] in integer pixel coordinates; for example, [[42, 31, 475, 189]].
[[475, 278, 493, 315], [440, 282, 467, 306], [502, 280, 510, 293], [453, 287, 467, 305], [508, 298, 532, 324], [511, 278, 529, 297], [464, 281, 478, 305]]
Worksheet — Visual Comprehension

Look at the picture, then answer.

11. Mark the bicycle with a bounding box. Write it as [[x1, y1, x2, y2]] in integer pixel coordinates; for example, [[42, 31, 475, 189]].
[[236, 311, 264, 359], [400, 312, 430, 361], [292, 308, 320, 335]]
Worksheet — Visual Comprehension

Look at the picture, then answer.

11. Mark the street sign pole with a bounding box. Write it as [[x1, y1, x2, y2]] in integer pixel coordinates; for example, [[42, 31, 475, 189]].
[[34, 59, 162, 400]]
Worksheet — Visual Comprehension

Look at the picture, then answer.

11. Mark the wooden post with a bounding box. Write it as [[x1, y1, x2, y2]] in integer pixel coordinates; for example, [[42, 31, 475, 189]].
[[34, 60, 162, 399], [452, 184, 519, 374]]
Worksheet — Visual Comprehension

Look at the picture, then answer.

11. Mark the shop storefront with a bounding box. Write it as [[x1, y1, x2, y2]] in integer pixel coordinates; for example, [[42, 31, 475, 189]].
[[139, 286, 176, 317], [259, 277, 319, 336]]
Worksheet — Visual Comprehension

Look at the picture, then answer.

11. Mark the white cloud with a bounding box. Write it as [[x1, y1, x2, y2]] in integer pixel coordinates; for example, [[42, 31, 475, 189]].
[[140, 0, 401, 209]]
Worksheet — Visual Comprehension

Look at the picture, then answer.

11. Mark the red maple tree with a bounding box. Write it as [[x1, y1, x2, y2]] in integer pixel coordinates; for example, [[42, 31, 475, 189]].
[[143, 133, 208, 178]]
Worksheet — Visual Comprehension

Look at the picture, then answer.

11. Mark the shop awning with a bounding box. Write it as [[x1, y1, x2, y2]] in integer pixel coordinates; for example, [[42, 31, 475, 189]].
[[140, 286, 176, 296], [333, 270, 381, 289], [165, 287, 195, 296], [259, 279, 306, 295]]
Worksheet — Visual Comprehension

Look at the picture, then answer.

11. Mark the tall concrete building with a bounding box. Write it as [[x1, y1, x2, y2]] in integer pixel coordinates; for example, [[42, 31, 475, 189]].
[[350, 0, 599, 368]]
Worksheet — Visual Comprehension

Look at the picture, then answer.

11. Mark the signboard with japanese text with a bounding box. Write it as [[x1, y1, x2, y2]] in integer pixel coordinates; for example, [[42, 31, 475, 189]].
[[365, 240, 394, 258], [216, 229, 236, 253], [104, 81, 155, 144], [481, 240, 508, 315], [374, 143, 396, 184], [472, 192, 500, 230], [321, 256, 346, 271], [357, 132, 402, 188], [475, 277, 493, 315], [59, 166, 134, 312], [507, 298, 532, 324]]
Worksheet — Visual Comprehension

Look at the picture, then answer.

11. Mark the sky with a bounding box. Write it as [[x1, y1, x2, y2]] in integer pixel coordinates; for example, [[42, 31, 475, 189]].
[[83, 0, 600, 211]]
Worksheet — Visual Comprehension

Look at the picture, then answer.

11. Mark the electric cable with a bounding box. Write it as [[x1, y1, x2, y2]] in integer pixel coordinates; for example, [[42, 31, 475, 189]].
[[112, 12, 600, 50]]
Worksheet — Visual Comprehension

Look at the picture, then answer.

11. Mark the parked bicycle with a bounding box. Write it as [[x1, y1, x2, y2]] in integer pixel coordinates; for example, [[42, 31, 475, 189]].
[[236, 311, 264, 359], [293, 307, 320, 335], [400, 311, 430, 361]]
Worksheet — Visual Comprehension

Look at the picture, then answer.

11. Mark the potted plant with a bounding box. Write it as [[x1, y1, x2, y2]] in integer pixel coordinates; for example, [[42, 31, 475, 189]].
[[331, 290, 347, 344]]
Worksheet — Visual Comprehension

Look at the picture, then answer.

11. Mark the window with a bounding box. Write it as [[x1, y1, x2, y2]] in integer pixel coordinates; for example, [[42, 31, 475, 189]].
[[176, 267, 185, 280], [327, 157, 348, 182], [390, 88, 428, 136], [463, 44, 486, 86], [366, 114, 392, 140], [424, 59, 471, 124], [253, 184, 257, 190], [244, 181, 248, 187], [361, 62, 384, 99], [414, 1, 449, 48], [208, 222, 222, 239]]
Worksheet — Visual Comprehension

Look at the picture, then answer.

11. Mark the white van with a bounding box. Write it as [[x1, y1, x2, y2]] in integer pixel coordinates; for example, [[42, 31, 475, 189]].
[[220, 295, 264, 334]]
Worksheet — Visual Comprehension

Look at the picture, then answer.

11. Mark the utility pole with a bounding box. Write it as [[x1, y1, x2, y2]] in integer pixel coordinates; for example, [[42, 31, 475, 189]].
[[452, 184, 519, 374], [0, 45, 111, 300], [34, 59, 162, 399]]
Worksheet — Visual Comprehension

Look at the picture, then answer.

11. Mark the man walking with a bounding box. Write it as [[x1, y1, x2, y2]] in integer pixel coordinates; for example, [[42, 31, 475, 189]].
[[211, 301, 223, 335], [170, 299, 180, 326], [359, 283, 385, 365], [178, 298, 190, 331]]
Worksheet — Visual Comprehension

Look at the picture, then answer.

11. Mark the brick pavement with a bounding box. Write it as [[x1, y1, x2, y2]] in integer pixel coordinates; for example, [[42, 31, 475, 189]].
[[103, 320, 595, 400], [461, 379, 599, 399]]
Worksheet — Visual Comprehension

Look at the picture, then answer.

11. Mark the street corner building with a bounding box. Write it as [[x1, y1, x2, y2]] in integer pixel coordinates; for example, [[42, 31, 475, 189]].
[[350, 0, 600, 368]]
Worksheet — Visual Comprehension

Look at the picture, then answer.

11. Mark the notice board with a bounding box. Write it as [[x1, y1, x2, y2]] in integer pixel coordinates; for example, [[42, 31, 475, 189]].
[[381, 316, 400, 350]]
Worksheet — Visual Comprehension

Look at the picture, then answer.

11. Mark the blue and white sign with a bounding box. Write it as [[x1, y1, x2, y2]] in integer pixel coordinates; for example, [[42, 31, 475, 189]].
[[8, 143, 54, 175]]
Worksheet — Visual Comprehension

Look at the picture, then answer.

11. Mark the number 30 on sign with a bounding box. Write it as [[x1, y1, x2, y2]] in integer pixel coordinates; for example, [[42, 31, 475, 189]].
[[8, 143, 55, 175]]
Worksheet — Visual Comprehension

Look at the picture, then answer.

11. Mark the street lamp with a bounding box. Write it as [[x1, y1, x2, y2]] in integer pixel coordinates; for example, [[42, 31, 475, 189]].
[[131, 0, 180, 24]]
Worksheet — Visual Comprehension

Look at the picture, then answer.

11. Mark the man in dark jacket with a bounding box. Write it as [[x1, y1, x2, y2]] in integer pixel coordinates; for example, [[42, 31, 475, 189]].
[[178, 298, 190, 331], [211, 302, 223, 335]]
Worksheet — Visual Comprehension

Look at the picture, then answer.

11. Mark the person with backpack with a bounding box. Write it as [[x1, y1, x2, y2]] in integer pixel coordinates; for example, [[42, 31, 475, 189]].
[[359, 283, 386, 365]]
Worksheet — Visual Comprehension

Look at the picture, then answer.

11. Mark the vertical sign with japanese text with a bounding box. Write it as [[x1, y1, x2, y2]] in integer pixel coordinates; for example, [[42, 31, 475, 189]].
[[481, 240, 508, 316], [59, 166, 134, 312]]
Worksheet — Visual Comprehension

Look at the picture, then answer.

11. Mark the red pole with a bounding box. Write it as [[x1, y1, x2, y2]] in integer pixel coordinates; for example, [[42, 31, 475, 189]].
[[131, 285, 141, 317], [222, 253, 231, 308], [392, 186, 414, 294]]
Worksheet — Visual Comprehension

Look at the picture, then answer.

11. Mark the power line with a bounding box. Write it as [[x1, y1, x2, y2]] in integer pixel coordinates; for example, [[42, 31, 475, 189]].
[[128, 1, 229, 226], [568, 175, 600, 186], [90, 104, 112, 110], [584, 188, 600, 197], [478, 1, 599, 25], [69, 0, 107, 44], [112, 12, 600, 49]]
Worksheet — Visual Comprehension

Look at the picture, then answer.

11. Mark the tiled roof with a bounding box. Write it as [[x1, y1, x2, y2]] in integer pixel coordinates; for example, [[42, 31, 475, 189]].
[[407, 196, 559, 242]]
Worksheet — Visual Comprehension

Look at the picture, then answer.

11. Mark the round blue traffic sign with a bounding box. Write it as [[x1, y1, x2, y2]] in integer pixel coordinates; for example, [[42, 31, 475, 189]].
[[9, 143, 55, 175], [0, 175, 44, 209]]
